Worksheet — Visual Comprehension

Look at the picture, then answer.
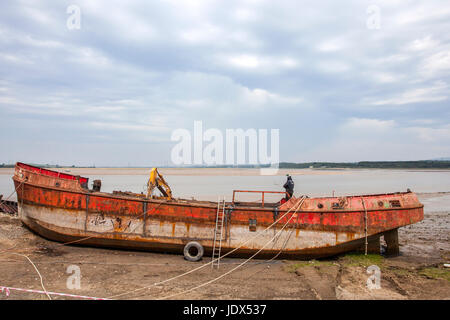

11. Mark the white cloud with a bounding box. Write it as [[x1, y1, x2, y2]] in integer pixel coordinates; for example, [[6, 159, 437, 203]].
[[234, 8, 259, 22], [224, 54, 300, 72], [344, 118, 396, 130], [0, 52, 34, 64], [81, 1, 158, 43], [23, 6, 53, 25], [393, 4, 450, 26], [242, 87, 302, 106], [227, 54, 261, 68], [405, 125, 450, 143], [407, 36, 439, 51], [88, 121, 171, 134], [371, 72, 400, 84], [68, 47, 111, 68], [179, 24, 222, 44], [367, 81, 448, 105], [21, 35, 64, 49], [374, 54, 410, 65], [317, 37, 347, 52], [162, 71, 303, 110], [316, 60, 350, 73], [420, 50, 450, 78], [303, 117, 450, 161]]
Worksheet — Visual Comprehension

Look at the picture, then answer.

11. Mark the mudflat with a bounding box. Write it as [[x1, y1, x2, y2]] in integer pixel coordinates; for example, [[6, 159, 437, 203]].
[[0, 192, 448, 300]]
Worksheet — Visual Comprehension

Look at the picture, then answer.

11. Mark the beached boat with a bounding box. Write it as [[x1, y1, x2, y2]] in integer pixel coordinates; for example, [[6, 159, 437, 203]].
[[12, 162, 423, 260]]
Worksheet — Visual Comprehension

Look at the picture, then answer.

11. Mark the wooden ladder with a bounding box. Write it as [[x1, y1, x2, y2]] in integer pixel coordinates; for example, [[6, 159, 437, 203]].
[[212, 197, 226, 269]]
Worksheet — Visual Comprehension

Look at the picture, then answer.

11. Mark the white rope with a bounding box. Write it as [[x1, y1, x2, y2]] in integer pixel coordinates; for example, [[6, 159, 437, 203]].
[[361, 197, 368, 255], [0, 180, 23, 206], [0, 184, 20, 203], [157, 198, 305, 300], [9, 253, 52, 300], [0, 285, 110, 300], [108, 196, 306, 299]]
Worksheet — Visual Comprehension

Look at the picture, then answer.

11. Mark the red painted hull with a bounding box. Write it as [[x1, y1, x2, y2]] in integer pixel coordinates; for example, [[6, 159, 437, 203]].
[[12, 162, 424, 259]]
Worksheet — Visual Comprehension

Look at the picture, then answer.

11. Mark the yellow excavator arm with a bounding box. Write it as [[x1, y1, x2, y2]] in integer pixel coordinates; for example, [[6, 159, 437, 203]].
[[147, 168, 172, 200]]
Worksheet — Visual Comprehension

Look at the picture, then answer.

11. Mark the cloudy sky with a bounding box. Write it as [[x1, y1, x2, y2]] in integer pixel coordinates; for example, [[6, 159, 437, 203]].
[[1, 0, 449, 166]]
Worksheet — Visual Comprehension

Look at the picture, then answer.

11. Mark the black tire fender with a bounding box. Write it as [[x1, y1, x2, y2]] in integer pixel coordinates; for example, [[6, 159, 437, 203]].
[[183, 241, 204, 262]]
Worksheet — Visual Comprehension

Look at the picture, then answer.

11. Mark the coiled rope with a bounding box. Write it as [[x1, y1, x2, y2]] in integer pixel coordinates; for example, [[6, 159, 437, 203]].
[[8, 253, 51, 300]]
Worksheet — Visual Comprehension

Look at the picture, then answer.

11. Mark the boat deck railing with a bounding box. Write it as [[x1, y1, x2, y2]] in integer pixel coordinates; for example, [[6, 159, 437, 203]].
[[232, 190, 289, 207]]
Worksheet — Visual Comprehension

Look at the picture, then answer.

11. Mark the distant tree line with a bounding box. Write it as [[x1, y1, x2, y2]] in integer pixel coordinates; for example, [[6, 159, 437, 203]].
[[279, 161, 450, 169], [1, 161, 450, 169], [0, 163, 95, 168]]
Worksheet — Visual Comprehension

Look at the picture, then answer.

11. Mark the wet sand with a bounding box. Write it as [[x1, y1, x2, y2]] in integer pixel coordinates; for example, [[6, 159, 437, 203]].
[[0, 192, 448, 300]]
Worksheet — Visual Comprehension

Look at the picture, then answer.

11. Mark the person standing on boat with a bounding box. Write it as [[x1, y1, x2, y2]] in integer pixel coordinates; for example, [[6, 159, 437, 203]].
[[283, 174, 294, 200]]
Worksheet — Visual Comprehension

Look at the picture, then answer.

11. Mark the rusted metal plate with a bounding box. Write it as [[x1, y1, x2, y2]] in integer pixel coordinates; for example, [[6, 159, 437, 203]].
[[0, 195, 18, 214]]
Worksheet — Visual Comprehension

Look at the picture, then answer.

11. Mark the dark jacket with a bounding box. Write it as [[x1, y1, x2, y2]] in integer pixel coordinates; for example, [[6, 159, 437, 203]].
[[283, 177, 294, 194]]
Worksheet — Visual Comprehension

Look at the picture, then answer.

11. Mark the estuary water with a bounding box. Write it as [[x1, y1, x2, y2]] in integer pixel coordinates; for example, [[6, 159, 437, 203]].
[[1, 168, 450, 203]]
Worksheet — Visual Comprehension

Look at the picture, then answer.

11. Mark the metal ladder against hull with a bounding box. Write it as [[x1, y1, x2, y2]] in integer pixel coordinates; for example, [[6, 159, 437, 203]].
[[212, 197, 226, 269]]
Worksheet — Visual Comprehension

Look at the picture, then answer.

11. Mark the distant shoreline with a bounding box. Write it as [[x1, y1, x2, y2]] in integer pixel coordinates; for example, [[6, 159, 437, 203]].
[[1, 167, 450, 176], [2, 160, 450, 170]]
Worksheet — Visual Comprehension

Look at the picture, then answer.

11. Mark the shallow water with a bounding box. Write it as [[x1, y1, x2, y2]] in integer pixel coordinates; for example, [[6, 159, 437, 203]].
[[419, 194, 450, 213], [1, 169, 450, 203]]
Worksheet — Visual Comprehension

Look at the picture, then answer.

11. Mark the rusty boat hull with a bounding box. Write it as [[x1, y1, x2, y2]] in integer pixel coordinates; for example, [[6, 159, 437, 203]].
[[12, 163, 424, 259]]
